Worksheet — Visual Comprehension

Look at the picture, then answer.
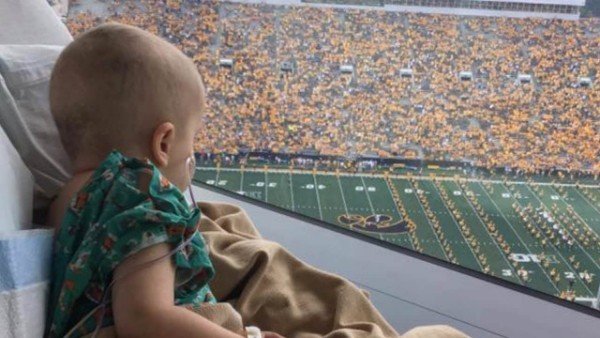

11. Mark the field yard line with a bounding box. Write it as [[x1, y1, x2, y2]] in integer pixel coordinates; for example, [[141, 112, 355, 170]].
[[570, 187, 600, 238], [336, 176, 350, 216], [489, 183, 579, 294], [215, 167, 221, 185], [240, 168, 244, 193], [264, 171, 269, 202], [573, 188, 600, 215], [406, 180, 450, 261], [200, 167, 600, 188], [430, 182, 484, 271], [586, 188, 600, 208], [457, 183, 519, 283], [569, 207, 600, 241], [527, 185, 600, 272], [289, 171, 296, 212], [360, 176, 382, 241], [313, 174, 324, 220], [381, 178, 415, 250], [480, 182, 563, 292], [520, 186, 595, 295], [360, 176, 376, 214]]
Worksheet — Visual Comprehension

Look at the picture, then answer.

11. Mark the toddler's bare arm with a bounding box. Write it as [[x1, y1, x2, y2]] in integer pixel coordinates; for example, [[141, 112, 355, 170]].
[[112, 243, 244, 338]]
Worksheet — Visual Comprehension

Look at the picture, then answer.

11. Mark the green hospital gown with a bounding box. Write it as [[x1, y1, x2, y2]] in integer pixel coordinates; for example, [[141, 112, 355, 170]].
[[47, 151, 216, 337]]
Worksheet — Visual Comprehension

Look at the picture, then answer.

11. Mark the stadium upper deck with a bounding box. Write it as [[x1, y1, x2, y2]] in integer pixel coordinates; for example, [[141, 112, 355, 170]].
[[235, 0, 586, 20]]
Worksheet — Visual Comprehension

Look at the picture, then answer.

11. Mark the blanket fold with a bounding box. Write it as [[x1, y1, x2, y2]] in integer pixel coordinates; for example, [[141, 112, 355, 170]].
[[83, 201, 469, 338], [197, 201, 400, 338]]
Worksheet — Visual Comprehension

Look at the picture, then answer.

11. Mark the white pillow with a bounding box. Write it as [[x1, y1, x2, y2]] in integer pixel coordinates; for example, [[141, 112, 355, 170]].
[[0, 0, 72, 46], [0, 122, 34, 232], [0, 45, 72, 210]]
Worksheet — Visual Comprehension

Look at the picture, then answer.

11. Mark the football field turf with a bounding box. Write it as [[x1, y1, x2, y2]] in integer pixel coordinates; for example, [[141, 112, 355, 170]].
[[194, 166, 600, 307]]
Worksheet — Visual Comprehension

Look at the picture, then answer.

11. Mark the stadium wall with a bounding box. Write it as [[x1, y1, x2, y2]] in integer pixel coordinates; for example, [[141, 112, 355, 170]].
[[229, 0, 584, 20], [383, 5, 580, 20]]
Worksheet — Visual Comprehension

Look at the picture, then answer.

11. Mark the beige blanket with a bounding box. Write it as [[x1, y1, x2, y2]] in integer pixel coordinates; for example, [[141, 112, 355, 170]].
[[197, 201, 400, 338], [84, 201, 469, 338]]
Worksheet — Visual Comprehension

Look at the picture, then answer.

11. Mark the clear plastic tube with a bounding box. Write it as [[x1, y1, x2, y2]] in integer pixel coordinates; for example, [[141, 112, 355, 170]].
[[64, 154, 200, 338]]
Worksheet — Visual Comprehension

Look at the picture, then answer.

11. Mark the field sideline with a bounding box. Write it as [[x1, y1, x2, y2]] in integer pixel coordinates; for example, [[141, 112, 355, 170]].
[[194, 165, 600, 308]]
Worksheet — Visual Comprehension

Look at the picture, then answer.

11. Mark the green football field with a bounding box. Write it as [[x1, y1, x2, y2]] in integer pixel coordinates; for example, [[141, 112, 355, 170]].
[[194, 165, 600, 308]]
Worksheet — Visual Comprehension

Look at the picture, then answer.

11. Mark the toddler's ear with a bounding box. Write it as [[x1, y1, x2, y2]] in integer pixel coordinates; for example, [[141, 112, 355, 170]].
[[151, 122, 175, 167]]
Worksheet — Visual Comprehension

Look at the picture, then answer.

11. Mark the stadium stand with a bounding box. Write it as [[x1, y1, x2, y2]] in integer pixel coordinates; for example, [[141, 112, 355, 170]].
[[66, 0, 599, 174]]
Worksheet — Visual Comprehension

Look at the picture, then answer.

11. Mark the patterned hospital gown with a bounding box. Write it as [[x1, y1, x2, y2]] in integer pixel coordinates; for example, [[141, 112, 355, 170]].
[[47, 151, 216, 337]]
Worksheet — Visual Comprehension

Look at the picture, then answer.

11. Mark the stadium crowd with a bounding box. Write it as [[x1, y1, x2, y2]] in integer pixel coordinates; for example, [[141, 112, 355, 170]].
[[66, 0, 600, 174]]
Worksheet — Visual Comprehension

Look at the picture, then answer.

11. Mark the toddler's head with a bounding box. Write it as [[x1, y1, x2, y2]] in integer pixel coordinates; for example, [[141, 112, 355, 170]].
[[50, 22, 205, 190]]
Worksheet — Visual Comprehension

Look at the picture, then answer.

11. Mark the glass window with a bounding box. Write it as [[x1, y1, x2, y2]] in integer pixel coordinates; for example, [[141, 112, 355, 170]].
[[65, 0, 600, 316]]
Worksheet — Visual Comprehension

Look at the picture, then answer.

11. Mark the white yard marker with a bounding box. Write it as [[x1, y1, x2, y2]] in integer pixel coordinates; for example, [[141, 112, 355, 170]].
[[264, 171, 269, 202], [532, 185, 600, 272], [289, 172, 296, 212], [240, 169, 244, 193], [571, 187, 600, 238], [383, 179, 415, 250], [336, 176, 350, 217], [458, 182, 519, 283], [360, 176, 376, 216], [313, 174, 324, 220], [431, 182, 484, 271], [407, 180, 449, 261], [484, 182, 574, 294]]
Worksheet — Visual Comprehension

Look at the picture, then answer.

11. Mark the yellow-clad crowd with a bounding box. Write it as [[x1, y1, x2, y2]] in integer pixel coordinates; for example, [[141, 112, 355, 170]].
[[66, 0, 600, 174]]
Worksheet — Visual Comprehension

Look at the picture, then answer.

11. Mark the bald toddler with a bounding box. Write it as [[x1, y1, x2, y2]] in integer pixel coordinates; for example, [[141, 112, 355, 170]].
[[46, 23, 282, 338]]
